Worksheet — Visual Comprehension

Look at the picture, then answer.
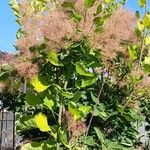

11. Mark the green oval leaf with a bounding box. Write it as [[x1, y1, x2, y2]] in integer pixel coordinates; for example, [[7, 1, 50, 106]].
[[84, 0, 96, 8], [62, 1, 75, 10], [47, 50, 63, 66], [30, 76, 49, 92], [35, 113, 51, 132], [81, 77, 98, 88], [96, 4, 103, 15], [75, 62, 94, 77], [70, 11, 82, 22], [128, 46, 138, 61], [26, 92, 42, 106]]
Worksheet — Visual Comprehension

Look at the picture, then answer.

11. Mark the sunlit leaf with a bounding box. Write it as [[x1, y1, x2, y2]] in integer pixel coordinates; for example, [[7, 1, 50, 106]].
[[144, 56, 150, 64], [138, 0, 147, 7], [81, 77, 98, 88], [31, 76, 49, 92], [68, 102, 82, 120], [75, 62, 94, 77], [107, 141, 134, 150], [104, 0, 114, 3], [91, 92, 98, 103], [143, 14, 150, 28], [121, 137, 135, 147], [35, 113, 51, 132], [79, 105, 91, 116], [44, 97, 54, 110], [21, 142, 43, 150], [93, 17, 104, 28], [137, 21, 144, 31], [21, 140, 56, 150], [9, 0, 20, 19], [128, 46, 137, 60], [61, 91, 74, 99], [84, 0, 96, 8], [145, 36, 150, 45], [47, 50, 63, 66]]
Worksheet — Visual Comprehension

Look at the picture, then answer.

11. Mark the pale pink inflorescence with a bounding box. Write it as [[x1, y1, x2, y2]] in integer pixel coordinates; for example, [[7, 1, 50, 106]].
[[66, 111, 87, 138], [93, 9, 137, 59], [1, 55, 38, 79], [130, 69, 150, 91], [13, 57, 38, 79], [2, 0, 135, 80], [18, 0, 76, 52], [39, 9, 76, 49], [17, 0, 136, 60]]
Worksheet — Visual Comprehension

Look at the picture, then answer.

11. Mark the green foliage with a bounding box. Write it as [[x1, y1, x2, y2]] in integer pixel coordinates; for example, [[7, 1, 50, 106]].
[[138, 0, 147, 7], [30, 76, 49, 92], [14, 39, 148, 149], [128, 46, 138, 60], [84, 0, 96, 8], [143, 13, 150, 28], [9, 0, 20, 24], [17, 115, 37, 133], [26, 92, 42, 106], [21, 140, 56, 150]]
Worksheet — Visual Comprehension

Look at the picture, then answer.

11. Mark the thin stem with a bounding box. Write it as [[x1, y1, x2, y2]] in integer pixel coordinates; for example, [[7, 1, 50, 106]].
[[58, 103, 63, 125], [57, 101, 63, 150], [83, 73, 105, 147], [51, 110, 57, 124]]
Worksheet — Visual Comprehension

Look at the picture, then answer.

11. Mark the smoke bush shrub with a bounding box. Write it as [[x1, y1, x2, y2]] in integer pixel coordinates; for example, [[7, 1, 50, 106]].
[[0, 0, 150, 149]]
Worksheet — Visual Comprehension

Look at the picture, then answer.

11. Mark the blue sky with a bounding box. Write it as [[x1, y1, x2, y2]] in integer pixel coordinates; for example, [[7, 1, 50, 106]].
[[0, 0, 19, 53], [0, 0, 148, 53]]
